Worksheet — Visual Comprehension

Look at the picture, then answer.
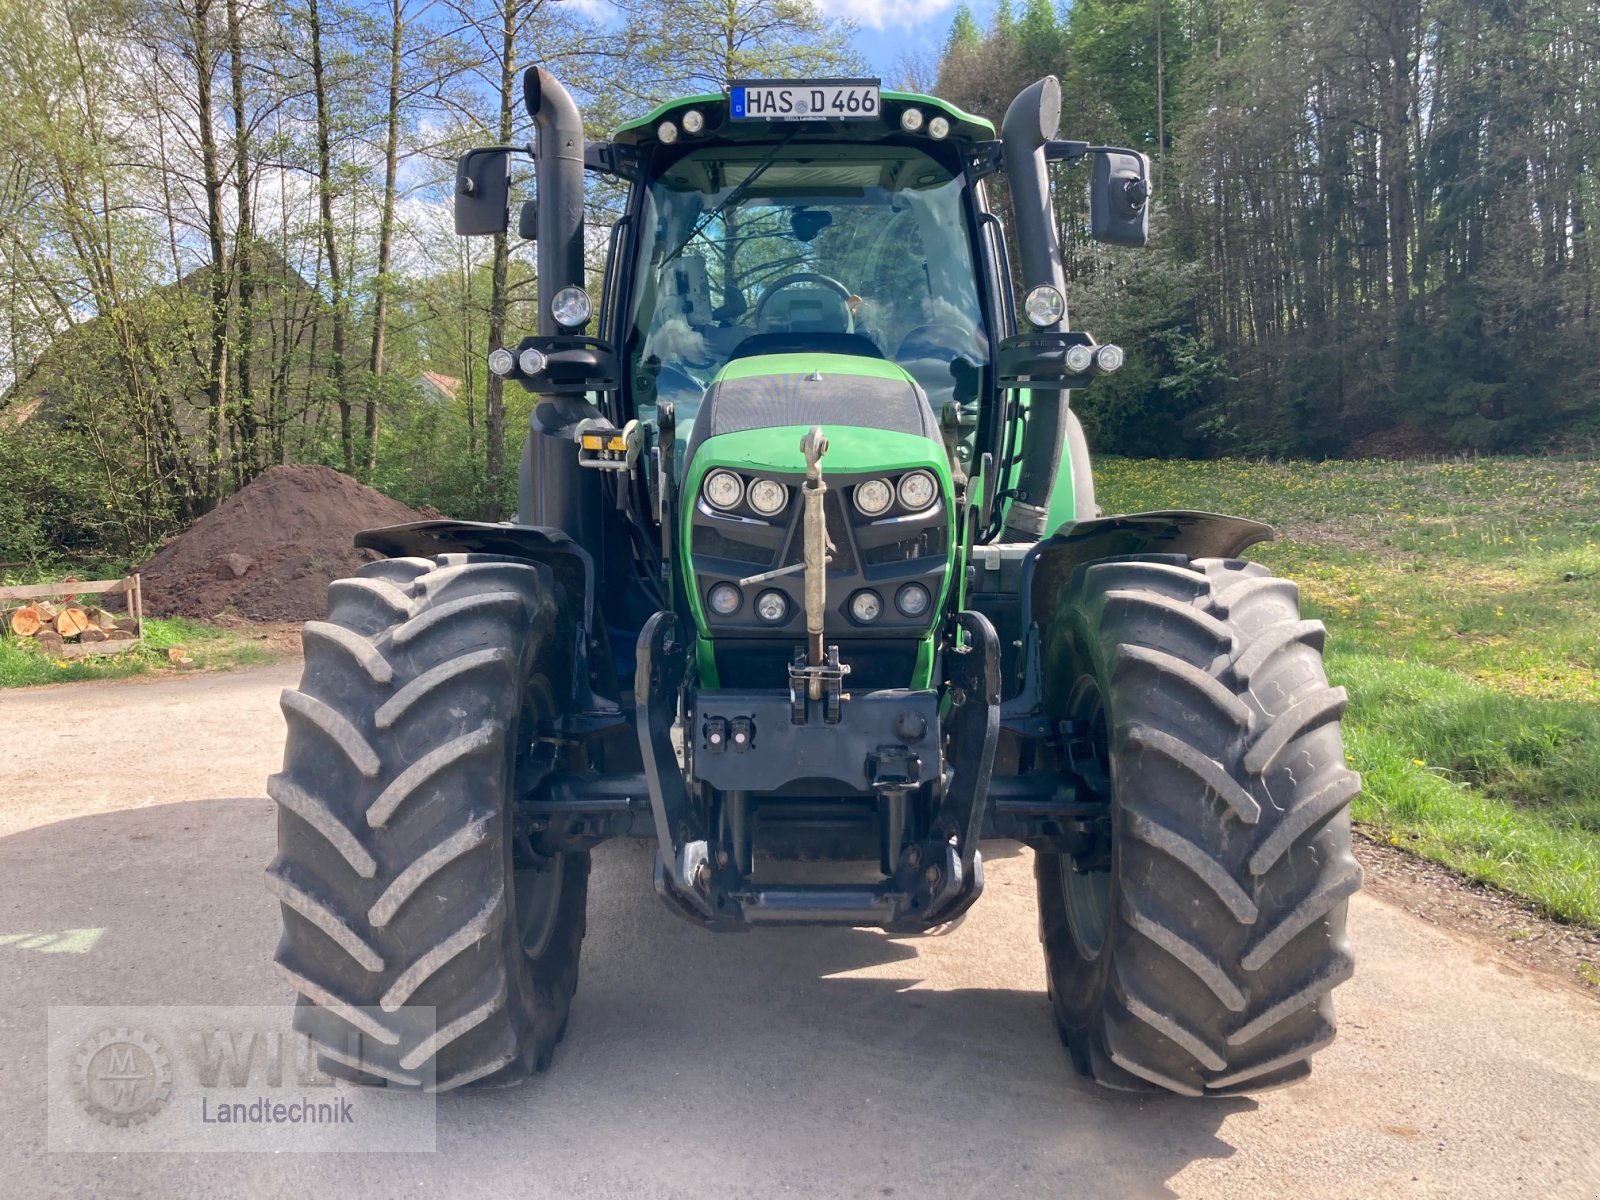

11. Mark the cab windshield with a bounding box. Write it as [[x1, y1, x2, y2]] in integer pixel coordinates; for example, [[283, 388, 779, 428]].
[[624, 143, 988, 426]]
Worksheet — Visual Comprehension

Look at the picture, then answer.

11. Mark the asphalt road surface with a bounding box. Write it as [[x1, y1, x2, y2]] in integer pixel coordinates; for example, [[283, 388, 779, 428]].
[[2, 663, 1598, 1198]]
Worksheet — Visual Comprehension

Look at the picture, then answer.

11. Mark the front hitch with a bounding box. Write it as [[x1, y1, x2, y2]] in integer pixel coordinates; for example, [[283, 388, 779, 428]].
[[787, 425, 850, 723], [800, 424, 829, 674]]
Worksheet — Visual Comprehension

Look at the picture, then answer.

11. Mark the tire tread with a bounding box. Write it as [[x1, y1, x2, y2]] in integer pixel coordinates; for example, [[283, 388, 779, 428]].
[[1037, 555, 1361, 1096]]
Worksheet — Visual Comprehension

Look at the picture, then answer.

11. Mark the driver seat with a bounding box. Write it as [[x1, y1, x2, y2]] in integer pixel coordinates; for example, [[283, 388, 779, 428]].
[[758, 286, 851, 334]]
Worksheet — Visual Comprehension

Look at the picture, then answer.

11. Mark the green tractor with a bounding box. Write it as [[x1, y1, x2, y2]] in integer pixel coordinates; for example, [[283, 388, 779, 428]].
[[268, 72, 1361, 1096]]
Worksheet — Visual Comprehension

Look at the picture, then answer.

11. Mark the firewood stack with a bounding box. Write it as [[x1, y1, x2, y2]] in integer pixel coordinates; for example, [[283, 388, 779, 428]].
[[1, 576, 145, 659], [7, 601, 140, 655]]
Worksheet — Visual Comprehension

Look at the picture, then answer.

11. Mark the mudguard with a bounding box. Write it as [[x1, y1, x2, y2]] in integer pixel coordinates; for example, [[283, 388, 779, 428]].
[[354, 519, 612, 706], [1022, 510, 1274, 629], [355, 519, 593, 620]]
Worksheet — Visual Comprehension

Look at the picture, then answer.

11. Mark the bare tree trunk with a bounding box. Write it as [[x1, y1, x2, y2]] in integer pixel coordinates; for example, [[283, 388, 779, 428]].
[[1383, 0, 1412, 324], [192, 0, 231, 504], [366, 0, 405, 476], [308, 0, 352, 474], [482, 0, 518, 517], [227, 0, 259, 481], [1154, 0, 1164, 193]]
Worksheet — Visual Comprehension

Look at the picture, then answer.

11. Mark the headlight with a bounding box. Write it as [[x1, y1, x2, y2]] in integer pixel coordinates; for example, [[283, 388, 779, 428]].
[[849, 590, 883, 623], [928, 116, 950, 140], [657, 120, 678, 144], [746, 478, 787, 516], [1023, 284, 1065, 328], [518, 347, 546, 376], [900, 107, 924, 133], [551, 286, 592, 329], [681, 109, 704, 134], [1064, 344, 1094, 374], [703, 470, 744, 510], [897, 470, 936, 511], [853, 478, 893, 517], [707, 583, 741, 616], [1095, 344, 1124, 373], [487, 348, 515, 376], [895, 584, 931, 618], [755, 590, 789, 624]]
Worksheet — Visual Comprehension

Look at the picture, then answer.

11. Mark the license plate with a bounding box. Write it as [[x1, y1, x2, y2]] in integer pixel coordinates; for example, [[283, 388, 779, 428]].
[[729, 80, 881, 122]]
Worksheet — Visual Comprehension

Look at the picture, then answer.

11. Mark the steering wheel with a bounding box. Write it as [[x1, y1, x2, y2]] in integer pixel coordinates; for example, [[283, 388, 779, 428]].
[[895, 322, 982, 363], [755, 272, 855, 334]]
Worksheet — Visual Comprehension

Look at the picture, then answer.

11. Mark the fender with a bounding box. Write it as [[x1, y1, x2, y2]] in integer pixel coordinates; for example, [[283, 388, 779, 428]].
[[354, 519, 615, 706], [1022, 510, 1274, 630]]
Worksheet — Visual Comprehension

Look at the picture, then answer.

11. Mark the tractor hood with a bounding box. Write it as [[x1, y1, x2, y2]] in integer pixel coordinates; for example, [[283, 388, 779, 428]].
[[681, 353, 942, 468], [679, 352, 955, 691]]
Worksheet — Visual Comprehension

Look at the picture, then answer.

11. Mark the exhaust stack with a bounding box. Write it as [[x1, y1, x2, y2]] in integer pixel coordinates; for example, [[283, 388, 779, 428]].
[[519, 68, 601, 541], [524, 67, 586, 336], [1000, 76, 1072, 543]]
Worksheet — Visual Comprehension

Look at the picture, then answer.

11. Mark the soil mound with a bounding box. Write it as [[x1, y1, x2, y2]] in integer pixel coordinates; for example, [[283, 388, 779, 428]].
[[137, 465, 426, 621]]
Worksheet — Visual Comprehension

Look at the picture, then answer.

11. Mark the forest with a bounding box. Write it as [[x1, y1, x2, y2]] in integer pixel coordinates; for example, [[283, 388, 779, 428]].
[[2, 0, 1597, 565]]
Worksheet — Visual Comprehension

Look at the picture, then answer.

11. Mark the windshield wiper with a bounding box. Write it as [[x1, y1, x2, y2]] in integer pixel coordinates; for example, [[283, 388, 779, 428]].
[[660, 128, 799, 269]]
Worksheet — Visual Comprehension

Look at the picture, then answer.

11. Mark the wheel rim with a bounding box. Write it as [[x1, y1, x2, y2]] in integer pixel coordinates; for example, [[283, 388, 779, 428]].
[[513, 674, 564, 962], [1062, 674, 1113, 960], [516, 853, 566, 961]]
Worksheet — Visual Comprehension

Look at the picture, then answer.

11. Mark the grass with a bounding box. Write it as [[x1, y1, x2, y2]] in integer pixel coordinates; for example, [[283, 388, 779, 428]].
[[1097, 456, 1600, 927], [0, 616, 277, 688]]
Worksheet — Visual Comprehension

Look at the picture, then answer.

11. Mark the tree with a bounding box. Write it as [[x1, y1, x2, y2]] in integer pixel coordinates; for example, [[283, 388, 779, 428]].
[[617, 0, 862, 100]]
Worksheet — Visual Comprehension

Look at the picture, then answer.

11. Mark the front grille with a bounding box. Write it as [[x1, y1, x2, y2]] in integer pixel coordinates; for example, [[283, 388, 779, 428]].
[[779, 493, 857, 573], [693, 468, 949, 643], [695, 526, 775, 566], [824, 496, 857, 572], [861, 526, 948, 566]]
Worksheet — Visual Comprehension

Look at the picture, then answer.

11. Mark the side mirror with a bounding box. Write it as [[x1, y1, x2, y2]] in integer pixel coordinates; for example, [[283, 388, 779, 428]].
[[454, 147, 511, 236], [517, 199, 538, 241], [1090, 150, 1151, 247]]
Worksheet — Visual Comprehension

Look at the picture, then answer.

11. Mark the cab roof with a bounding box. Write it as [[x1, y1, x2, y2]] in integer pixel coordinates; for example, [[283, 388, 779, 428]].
[[611, 88, 994, 148]]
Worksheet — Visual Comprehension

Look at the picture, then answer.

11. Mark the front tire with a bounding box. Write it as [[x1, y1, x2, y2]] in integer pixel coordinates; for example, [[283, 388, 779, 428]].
[[1037, 556, 1362, 1095], [267, 553, 589, 1091]]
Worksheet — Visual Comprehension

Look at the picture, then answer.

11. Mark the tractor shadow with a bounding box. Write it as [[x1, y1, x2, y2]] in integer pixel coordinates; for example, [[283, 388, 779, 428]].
[[470, 838, 1252, 1195], [0, 802, 1247, 1197]]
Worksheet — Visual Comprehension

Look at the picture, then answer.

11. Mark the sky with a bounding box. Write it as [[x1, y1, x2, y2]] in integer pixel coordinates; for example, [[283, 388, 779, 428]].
[[812, 0, 975, 80], [565, 0, 998, 88]]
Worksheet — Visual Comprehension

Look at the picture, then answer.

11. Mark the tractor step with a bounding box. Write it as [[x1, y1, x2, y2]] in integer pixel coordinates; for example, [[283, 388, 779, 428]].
[[738, 886, 897, 926]]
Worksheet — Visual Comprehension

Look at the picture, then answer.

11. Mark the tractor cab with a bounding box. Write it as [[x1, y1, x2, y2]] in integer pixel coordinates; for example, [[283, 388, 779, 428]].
[[613, 90, 995, 445]]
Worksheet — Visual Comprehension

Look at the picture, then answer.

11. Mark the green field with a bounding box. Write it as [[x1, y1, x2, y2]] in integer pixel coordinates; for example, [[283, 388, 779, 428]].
[[0, 616, 277, 688], [1097, 457, 1600, 927]]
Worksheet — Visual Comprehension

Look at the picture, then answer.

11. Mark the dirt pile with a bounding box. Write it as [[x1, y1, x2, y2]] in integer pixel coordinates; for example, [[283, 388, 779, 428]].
[[137, 465, 426, 621]]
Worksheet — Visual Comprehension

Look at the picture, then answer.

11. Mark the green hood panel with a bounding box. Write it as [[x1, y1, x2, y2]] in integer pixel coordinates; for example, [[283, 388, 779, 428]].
[[683, 357, 942, 460], [713, 353, 915, 385], [689, 424, 947, 479]]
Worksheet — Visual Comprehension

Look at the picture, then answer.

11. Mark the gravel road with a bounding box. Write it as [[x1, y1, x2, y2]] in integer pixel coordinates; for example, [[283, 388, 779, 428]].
[[2, 663, 1597, 1198]]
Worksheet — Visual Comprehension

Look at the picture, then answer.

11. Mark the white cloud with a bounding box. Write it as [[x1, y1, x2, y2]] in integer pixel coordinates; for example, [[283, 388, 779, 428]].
[[558, 0, 619, 19], [814, 0, 955, 32]]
